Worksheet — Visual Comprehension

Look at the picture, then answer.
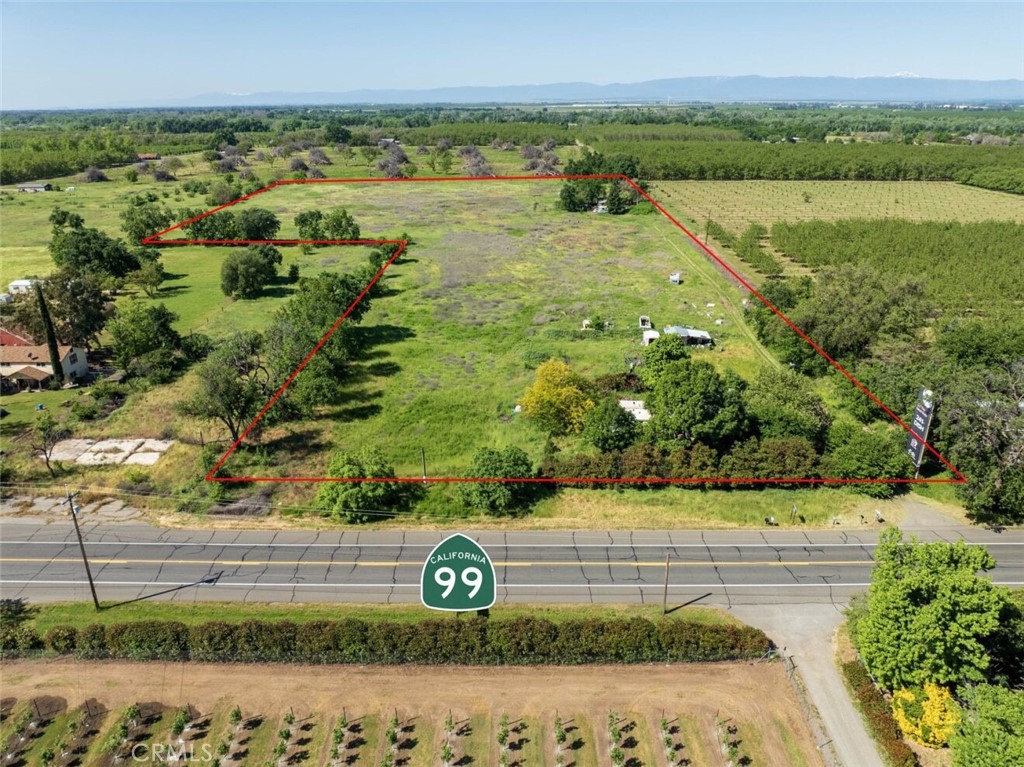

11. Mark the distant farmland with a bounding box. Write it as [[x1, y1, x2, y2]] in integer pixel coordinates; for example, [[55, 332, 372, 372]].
[[655, 180, 1024, 236]]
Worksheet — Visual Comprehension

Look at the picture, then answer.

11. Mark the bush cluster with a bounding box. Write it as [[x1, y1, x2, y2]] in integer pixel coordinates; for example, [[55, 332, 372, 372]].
[[841, 660, 919, 767], [2, 616, 770, 665]]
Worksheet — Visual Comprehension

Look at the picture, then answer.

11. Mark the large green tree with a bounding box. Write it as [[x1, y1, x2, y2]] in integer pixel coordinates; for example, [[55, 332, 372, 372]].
[[49, 208, 139, 279], [638, 334, 690, 388], [854, 528, 1008, 690], [264, 270, 375, 414], [582, 399, 639, 452], [34, 282, 64, 387], [220, 246, 281, 299], [13, 268, 107, 347], [314, 447, 410, 523], [822, 421, 912, 497], [180, 332, 271, 443], [233, 208, 281, 241], [744, 366, 831, 448], [323, 208, 360, 240], [119, 193, 175, 244], [459, 447, 535, 516], [108, 300, 181, 372], [650, 359, 748, 448], [950, 685, 1024, 767], [938, 361, 1024, 524]]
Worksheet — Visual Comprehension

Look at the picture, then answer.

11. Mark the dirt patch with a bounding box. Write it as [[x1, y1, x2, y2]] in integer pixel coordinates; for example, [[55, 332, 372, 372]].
[[3, 659, 823, 766]]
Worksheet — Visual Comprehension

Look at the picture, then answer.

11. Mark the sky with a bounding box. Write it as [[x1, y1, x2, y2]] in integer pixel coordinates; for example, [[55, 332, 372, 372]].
[[2, 1, 1022, 109]]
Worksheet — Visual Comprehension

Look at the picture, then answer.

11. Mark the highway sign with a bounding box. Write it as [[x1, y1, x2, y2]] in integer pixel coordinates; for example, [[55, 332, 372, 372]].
[[421, 533, 496, 611]]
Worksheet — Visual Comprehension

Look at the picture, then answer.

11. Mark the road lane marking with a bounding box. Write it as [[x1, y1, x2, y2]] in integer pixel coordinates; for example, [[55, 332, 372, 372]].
[[3, 539, 1017, 548], [0, 557, 875, 568], [4, 580, 1023, 588]]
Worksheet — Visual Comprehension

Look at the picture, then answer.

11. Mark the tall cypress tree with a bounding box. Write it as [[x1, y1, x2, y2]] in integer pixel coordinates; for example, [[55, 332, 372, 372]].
[[34, 281, 65, 387]]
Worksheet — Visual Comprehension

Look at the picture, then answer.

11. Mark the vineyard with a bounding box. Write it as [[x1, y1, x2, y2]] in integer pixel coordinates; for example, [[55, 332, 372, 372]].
[[1, 661, 824, 767]]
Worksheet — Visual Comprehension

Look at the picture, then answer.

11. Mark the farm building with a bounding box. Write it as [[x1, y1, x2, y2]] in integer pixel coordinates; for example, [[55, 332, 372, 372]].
[[17, 183, 51, 193], [0, 345, 89, 391], [664, 325, 714, 346], [8, 279, 41, 295], [618, 399, 651, 422], [136, 153, 161, 161], [0, 294, 12, 306], [378, 138, 400, 147]]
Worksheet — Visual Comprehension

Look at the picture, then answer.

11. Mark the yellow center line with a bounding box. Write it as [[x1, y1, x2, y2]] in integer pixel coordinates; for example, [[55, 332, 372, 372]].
[[0, 557, 870, 568]]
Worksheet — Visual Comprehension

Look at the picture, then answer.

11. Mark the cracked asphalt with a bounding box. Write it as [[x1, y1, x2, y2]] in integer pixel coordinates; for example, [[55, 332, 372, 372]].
[[2, 521, 1020, 607]]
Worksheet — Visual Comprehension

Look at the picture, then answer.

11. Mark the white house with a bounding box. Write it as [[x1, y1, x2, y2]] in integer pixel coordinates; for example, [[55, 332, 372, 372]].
[[0, 345, 89, 391], [8, 279, 41, 295], [618, 399, 651, 422]]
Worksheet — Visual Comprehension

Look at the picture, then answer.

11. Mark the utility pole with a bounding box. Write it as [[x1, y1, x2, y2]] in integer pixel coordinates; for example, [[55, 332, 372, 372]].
[[420, 448, 427, 482], [662, 555, 670, 615], [62, 487, 100, 611]]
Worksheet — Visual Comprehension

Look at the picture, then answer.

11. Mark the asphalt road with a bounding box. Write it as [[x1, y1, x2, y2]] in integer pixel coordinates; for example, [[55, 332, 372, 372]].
[[2, 520, 1021, 607]]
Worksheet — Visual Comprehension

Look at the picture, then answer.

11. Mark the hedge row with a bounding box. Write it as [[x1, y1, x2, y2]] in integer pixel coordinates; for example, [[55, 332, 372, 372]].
[[2, 616, 769, 665], [841, 660, 919, 767]]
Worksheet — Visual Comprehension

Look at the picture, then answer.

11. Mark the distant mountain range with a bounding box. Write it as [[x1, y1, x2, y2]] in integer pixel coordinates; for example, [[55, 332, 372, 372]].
[[153, 76, 1023, 108]]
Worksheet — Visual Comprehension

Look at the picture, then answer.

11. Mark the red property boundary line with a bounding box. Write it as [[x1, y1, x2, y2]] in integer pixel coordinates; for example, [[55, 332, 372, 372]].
[[145, 174, 967, 486]]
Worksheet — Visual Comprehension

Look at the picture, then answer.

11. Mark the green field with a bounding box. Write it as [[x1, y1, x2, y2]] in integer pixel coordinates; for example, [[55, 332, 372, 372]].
[[204, 179, 772, 480]]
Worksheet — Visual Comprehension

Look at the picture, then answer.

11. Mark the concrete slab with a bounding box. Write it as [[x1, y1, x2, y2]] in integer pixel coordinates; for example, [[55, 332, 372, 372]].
[[76, 450, 128, 465], [139, 439, 174, 453], [124, 452, 162, 465], [49, 439, 95, 461], [90, 438, 144, 455]]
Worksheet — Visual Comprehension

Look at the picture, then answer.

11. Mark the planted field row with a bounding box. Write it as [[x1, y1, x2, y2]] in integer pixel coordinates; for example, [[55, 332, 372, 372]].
[[1, 695, 808, 766]]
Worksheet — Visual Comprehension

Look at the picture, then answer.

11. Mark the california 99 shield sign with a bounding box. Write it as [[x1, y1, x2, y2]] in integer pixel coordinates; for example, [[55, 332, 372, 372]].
[[420, 534, 496, 611]]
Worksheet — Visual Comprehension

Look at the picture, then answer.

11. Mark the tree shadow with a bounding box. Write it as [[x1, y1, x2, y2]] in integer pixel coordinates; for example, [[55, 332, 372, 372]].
[[366, 361, 401, 378], [349, 324, 415, 349], [260, 285, 297, 299], [156, 285, 190, 297], [257, 430, 329, 460]]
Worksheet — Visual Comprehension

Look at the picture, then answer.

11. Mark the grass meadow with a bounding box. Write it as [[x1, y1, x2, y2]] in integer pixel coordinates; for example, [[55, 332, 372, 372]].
[[1, 152, 991, 525]]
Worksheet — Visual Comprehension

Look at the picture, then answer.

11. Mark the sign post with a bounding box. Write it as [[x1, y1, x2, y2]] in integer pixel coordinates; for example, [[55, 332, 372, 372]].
[[906, 387, 936, 478], [421, 534, 496, 612]]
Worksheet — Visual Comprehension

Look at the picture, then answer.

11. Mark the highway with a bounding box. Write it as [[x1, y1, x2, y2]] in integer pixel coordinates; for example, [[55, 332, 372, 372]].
[[2, 520, 1021, 607]]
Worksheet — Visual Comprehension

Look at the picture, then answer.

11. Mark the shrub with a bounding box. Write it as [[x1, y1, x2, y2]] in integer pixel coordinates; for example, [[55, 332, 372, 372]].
[[42, 616, 770, 665], [44, 625, 78, 654], [235, 620, 297, 663], [106, 620, 188, 660], [459, 446, 536, 516], [315, 447, 414, 523], [892, 683, 960, 748], [842, 661, 919, 767], [0, 624, 42, 657], [74, 624, 108, 659], [188, 622, 238, 662]]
